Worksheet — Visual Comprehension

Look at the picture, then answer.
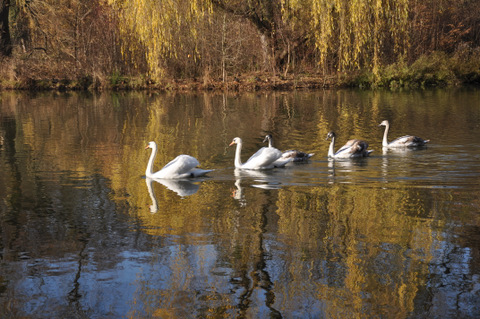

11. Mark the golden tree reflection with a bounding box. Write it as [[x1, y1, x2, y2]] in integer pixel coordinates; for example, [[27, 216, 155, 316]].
[[274, 184, 437, 317], [1, 90, 479, 318]]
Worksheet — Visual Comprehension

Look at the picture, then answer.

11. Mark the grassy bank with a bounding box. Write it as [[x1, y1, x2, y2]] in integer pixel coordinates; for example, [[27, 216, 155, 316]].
[[1, 50, 479, 92], [345, 49, 480, 89]]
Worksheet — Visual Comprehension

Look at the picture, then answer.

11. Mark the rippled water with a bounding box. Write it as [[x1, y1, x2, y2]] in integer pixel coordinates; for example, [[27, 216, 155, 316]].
[[1, 89, 479, 318]]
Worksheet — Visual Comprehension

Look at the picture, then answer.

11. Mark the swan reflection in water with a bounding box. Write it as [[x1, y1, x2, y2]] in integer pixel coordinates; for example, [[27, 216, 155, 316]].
[[382, 146, 416, 156], [232, 169, 282, 206], [145, 177, 201, 213], [231, 178, 247, 207], [381, 146, 426, 184], [327, 157, 370, 184]]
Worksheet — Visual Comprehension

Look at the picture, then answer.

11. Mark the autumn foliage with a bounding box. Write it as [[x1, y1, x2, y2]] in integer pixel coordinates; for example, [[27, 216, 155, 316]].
[[0, 0, 479, 89]]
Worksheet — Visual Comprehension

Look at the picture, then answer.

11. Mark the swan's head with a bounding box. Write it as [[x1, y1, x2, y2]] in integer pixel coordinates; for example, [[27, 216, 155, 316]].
[[263, 134, 272, 143], [145, 141, 156, 149], [229, 137, 242, 146], [326, 131, 336, 140], [379, 120, 389, 127]]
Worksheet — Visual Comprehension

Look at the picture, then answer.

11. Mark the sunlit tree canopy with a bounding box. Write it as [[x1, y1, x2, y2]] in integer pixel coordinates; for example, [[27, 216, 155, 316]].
[[106, 0, 410, 78], [1, 0, 479, 84]]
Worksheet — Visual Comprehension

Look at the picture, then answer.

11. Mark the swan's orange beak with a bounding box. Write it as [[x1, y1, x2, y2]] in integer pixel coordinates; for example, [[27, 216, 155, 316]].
[[229, 141, 235, 146], [145, 145, 150, 149]]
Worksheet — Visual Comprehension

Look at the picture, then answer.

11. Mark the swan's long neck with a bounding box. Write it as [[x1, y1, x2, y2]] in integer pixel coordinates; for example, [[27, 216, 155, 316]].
[[146, 144, 157, 177], [328, 137, 335, 157], [328, 136, 335, 157], [382, 123, 390, 147], [268, 137, 273, 148], [234, 141, 243, 168]]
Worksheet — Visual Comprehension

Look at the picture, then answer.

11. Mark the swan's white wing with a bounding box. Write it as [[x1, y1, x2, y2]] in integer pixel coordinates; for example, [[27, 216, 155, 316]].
[[242, 147, 282, 169], [280, 150, 314, 161], [334, 140, 370, 158], [273, 157, 294, 167], [389, 135, 429, 147], [152, 155, 200, 179], [280, 150, 298, 159], [186, 168, 214, 178], [389, 135, 414, 146], [334, 143, 355, 157], [245, 147, 268, 163], [333, 145, 355, 158]]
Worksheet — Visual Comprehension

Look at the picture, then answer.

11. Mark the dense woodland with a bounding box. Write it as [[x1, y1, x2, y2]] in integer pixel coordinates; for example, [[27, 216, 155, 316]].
[[0, 0, 479, 90]]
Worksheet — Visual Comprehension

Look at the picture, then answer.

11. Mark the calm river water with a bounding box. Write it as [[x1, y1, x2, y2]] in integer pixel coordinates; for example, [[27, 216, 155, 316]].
[[1, 89, 479, 318]]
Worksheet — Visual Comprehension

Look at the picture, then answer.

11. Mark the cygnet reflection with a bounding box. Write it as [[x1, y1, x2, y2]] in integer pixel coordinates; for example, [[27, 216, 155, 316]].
[[231, 169, 282, 206]]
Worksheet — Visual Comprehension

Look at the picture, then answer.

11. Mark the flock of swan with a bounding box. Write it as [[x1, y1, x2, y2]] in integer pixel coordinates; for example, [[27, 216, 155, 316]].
[[145, 120, 430, 180]]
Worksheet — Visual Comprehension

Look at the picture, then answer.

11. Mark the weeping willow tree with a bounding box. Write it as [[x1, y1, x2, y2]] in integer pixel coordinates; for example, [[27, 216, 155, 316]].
[[282, 0, 409, 75], [107, 0, 213, 79], [107, 0, 283, 79], [108, 0, 410, 79]]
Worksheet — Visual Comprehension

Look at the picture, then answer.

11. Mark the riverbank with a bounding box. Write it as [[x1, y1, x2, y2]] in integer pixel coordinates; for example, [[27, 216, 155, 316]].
[[0, 69, 342, 92], [1, 51, 479, 92], [2, 71, 478, 92]]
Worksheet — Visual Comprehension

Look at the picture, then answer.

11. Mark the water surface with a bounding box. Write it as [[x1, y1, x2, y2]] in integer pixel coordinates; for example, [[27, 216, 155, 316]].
[[0, 89, 479, 318]]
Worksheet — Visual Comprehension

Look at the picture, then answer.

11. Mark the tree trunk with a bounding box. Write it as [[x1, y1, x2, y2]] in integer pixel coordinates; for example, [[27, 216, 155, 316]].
[[0, 0, 12, 57]]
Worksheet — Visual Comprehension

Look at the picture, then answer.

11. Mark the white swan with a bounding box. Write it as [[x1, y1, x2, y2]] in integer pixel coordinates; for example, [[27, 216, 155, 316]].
[[145, 141, 213, 179], [326, 131, 373, 158], [263, 134, 314, 162], [379, 120, 430, 148], [229, 137, 288, 169]]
